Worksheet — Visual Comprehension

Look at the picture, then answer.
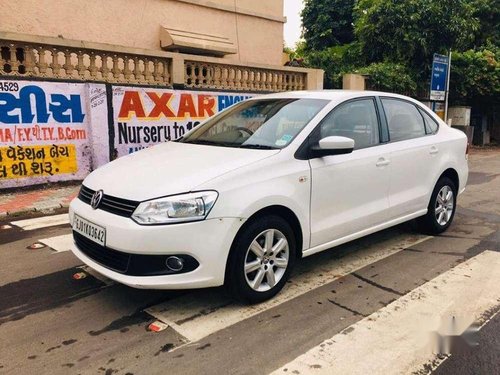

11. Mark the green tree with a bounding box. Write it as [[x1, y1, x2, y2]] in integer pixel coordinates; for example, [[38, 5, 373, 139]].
[[354, 0, 480, 74], [299, 0, 499, 103], [449, 45, 500, 109], [471, 0, 500, 47], [298, 42, 364, 88], [357, 63, 417, 95], [301, 0, 356, 50]]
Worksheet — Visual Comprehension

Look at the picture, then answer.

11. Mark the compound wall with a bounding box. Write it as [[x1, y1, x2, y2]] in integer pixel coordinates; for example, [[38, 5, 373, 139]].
[[0, 78, 252, 189]]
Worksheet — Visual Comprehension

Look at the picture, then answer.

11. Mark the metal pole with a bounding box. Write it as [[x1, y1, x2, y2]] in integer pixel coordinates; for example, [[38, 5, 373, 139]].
[[444, 50, 452, 123]]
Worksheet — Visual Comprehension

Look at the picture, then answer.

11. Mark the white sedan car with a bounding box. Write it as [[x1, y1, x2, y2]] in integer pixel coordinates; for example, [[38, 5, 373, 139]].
[[70, 90, 468, 303]]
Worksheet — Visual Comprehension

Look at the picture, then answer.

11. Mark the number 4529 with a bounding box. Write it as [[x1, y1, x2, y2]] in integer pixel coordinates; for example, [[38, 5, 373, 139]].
[[0, 82, 19, 92]]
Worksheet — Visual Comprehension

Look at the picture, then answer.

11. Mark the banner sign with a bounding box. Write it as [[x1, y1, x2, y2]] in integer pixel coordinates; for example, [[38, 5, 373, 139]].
[[0, 80, 92, 188], [112, 86, 253, 157], [430, 54, 449, 101], [0, 81, 253, 189]]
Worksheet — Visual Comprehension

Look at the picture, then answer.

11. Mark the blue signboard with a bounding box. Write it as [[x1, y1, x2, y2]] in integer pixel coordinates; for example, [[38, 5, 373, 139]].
[[430, 54, 449, 101]]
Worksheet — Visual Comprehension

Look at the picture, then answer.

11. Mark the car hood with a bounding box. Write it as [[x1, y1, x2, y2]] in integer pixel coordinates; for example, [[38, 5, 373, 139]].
[[83, 142, 280, 201]]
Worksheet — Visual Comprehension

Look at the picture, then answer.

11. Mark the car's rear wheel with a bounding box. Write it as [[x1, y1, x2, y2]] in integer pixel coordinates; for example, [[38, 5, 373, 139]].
[[226, 215, 296, 304], [417, 176, 457, 234]]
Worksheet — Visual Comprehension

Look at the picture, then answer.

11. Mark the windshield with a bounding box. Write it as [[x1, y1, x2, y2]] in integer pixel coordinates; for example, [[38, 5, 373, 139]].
[[180, 98, 328, 149]]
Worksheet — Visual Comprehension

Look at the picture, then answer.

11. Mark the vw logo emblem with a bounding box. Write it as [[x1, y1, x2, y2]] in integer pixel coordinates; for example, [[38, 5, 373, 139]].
[[90, 190, 104, 209]]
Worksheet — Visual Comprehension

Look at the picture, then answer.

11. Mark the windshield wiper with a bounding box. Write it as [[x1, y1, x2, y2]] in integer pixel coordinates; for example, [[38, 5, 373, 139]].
[[183, 139, 238, 147], [183, 140, 278, 149], [239, 144, 279, 150], [184, 139, 217, 145]]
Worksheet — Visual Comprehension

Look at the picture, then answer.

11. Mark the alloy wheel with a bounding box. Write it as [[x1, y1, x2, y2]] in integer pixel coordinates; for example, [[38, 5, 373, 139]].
[[244, 229, 289, 292], [435, 185, 454, 226]]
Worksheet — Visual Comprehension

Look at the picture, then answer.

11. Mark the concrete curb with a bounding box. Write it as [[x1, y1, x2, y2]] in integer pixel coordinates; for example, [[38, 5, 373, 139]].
[[3, 204, 67, 218], [0, 185, 78, 219]]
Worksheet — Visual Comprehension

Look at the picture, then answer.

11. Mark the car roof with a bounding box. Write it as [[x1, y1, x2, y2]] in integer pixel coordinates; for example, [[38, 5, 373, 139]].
[[251, 90, 418, 103], [247, 89, 446, 127]]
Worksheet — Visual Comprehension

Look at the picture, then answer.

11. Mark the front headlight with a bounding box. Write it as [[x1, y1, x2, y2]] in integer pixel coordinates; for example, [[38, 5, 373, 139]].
[[132, 191, 218, 225]]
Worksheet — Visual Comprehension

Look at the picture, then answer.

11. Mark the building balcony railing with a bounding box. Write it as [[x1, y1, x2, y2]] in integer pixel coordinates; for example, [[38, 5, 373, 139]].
[[0, 32, 320, 92], [184, 60, 306, 91], [0, 37, 171, 85]]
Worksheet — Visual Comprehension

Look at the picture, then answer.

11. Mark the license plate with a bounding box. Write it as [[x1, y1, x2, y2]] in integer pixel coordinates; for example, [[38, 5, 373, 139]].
[[73, 214, 106, 247]]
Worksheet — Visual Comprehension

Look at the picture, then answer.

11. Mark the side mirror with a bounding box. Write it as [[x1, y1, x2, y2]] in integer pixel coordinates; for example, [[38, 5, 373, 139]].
[[311, 136, 355, 157]]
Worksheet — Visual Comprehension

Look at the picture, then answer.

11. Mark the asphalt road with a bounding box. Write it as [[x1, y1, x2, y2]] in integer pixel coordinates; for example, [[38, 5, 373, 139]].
[[0, 149, 498, 375]]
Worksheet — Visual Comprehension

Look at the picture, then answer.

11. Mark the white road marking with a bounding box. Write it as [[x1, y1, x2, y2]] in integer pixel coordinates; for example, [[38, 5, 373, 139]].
[[11, 214, 70, 231], [39, 234, 73, 253], [147, 233, 432, 342], [271, 250, 500, 375]]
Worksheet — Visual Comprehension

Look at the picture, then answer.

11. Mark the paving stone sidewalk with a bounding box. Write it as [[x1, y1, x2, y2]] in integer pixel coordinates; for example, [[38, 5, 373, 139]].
[[0, 184, 79, 217]]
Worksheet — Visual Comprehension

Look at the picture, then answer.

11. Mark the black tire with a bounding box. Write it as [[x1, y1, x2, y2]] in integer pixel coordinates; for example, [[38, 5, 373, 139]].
[[225, 215, 296, 304], [417, 176, 457, 235]]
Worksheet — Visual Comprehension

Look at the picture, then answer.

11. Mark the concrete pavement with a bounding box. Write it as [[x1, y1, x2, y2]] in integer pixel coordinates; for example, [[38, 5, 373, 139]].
[[0, 149, 498, 375], [0, 184, 79, 217]]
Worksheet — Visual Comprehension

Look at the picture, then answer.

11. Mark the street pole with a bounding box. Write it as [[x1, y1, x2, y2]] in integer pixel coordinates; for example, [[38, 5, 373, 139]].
[[444, 50, 452, 124]]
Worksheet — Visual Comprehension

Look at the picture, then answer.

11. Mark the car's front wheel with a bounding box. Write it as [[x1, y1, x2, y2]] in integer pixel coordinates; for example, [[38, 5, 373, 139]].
[[226, 215, 296, 304], [417, 176, 457, 234]]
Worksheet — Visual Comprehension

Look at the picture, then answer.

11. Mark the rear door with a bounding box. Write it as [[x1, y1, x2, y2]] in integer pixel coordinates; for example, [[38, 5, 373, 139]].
[[379, 97, 441, 219], [309, 97, 391, 248]]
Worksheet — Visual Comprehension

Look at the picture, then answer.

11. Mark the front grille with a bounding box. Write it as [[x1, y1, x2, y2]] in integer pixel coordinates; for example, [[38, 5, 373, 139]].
[[73, 232, 200, 276], [78, 185, 139, 217], [73, 231, 131, 273]]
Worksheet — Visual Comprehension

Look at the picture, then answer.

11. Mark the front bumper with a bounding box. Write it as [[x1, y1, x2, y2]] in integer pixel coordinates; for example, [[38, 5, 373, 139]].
[[69, 198, 244, 289]]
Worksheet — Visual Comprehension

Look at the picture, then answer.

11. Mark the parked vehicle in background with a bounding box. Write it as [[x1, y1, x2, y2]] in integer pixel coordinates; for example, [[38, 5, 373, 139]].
[[70, 90, 468, 303]]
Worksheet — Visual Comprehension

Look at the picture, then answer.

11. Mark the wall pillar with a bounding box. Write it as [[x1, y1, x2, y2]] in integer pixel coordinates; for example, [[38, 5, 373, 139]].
[[171, 55, 185, 86], [343, 74, 366, 90], [306, 69, 324, 90]]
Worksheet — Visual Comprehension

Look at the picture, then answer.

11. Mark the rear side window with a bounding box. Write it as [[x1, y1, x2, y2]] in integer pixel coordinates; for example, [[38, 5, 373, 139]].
[[382, 98, 426, 142], [419, 108, 439, 134], [319, 98, 380, 150]]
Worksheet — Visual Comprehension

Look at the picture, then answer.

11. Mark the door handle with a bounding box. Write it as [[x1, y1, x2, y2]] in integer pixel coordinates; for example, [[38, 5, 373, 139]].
[[376, 158, 390, 167], [430, 146, 439, 155]]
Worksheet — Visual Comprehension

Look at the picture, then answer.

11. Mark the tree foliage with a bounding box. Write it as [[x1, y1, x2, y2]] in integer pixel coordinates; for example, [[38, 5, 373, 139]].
[[298, 0, 499, 103], [471, 0, 500, 47], [449, 45, 500, 108], [301, 0, 356, 50], [357, 63, 417, 95], [301, 43, 363, 87], [354, 0, 479, 71]]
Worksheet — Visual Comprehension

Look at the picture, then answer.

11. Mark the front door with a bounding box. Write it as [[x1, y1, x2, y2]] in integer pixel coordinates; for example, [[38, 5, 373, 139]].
[[309, 98, 391, 248]]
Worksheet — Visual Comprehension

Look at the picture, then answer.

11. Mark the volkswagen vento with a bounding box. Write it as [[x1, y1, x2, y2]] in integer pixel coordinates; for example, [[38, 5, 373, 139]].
[[70, 91, 468, 303]]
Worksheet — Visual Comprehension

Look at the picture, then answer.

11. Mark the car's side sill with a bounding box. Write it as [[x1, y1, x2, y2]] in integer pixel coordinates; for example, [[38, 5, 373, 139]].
[[302, 209, 428, 258]]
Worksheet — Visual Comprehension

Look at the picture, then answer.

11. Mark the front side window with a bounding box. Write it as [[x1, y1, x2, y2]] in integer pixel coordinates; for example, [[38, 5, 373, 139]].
[[181, 99, 328, 149], [319, 98, 380, 150], [382, 98, 426, 142]]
